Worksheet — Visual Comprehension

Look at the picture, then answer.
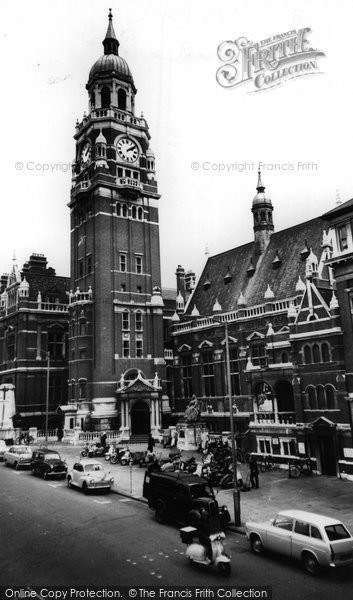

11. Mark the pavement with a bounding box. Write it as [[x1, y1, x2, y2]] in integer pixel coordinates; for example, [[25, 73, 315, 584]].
[[49, 442, 353, 535]]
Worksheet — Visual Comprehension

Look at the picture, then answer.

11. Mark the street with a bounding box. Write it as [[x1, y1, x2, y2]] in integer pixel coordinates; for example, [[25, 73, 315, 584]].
[[1, 462, 353, 599]]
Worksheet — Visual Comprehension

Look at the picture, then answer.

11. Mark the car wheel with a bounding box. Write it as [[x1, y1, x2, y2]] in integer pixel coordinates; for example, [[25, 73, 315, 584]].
[[218, 562, 231, 576], [43, 471, 48, 480], [302, 552, 320, 576], [4, 460, 8, 467], [155, 500, 167, 523], [31, 467, 36, 476], [82, 482, 89, 495], [14, 462, 19, 471], [67, 476, 72, 488], [250, 534, 264, 554]]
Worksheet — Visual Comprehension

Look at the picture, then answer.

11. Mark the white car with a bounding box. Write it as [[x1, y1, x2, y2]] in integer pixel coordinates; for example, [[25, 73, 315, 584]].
[[3, 445, 33, 469], [67, 459, 114, 493], [246, 509, 353, 575], [0, 440, 8, 461]]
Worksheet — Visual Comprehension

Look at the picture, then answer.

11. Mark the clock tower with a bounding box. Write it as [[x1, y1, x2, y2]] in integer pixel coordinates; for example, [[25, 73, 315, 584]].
[[68, 10, 165, 436]]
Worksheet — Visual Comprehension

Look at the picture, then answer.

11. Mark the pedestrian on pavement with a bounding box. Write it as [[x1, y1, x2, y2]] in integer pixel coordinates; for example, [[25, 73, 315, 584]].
[[147, 433, 155, 453], [170, 428, 177, 447], [249, 455, 259, 489], [100, 431, 107, 449], [57, 427, 64, 442]]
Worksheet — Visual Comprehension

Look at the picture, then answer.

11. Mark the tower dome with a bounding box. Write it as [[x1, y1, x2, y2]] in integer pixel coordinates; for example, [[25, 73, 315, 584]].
[[252, 170, 272, 208]]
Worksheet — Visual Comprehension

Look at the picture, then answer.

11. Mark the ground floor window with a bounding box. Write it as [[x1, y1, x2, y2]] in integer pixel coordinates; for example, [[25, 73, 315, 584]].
[[280, 438, 297, 456], [257, 437, 272, 454]]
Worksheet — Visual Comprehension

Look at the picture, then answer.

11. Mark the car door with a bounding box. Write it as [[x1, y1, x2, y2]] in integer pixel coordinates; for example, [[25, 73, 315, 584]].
[[267, 514, 294, 556], [174, 484, 191, 519], [72, 463, 83, 486]]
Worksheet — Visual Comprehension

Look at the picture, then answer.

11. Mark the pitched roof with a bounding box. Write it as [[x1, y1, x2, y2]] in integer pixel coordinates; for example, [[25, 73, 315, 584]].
[[186, 216, 329, 315]]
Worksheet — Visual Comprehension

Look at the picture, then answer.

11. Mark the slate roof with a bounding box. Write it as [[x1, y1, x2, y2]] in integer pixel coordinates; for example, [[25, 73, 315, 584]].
[[186, 216, 329, 315]]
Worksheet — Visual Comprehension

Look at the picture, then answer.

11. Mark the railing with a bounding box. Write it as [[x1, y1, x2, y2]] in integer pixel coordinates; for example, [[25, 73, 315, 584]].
[[69, 291, 93, 305], [40, 302, 68, 312], [76, 109, 146, 132], [253, 411, 296, 425]]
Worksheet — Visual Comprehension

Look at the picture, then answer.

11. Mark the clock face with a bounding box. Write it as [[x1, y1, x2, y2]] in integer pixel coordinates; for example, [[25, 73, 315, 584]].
[[117, 137, 139, 163], [80, 142, 91, 167]]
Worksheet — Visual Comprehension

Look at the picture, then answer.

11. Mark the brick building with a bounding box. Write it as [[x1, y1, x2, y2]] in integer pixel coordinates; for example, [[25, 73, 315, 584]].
[[171, 173, 353, 477]]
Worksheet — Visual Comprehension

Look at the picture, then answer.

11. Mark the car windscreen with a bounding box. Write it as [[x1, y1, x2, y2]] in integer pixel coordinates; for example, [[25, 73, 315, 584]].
[[325, 524, 351, 541], [84, 464, 102, 471], [190, 484, 214, 499], [44, 453, 60, 460], [16, 447, 31, 454]]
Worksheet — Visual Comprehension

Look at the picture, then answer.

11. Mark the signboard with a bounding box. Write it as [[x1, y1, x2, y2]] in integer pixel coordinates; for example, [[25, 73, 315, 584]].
[[298, 442, 306, 455], [343, 448, 353, 458]]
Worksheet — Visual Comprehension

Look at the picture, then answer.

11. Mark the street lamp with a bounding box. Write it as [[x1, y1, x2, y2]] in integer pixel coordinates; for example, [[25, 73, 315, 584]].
[[45, 352, 50, 445], [213, 303, 241, 527]]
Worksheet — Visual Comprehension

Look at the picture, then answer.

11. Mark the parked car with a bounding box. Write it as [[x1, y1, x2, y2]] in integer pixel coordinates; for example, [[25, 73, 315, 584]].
[[67, 459, 114, 494], [30, 448, 67, 479], [246, 509, 353, 575], [143, 470, 231, 529], [0, 440, 8, 461], [3, 445, 33, 470]]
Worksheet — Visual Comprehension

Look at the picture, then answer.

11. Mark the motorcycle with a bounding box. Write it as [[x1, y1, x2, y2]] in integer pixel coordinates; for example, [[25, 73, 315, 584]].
[[109, 447, 129, 465], [105, 444, 116, 461], [180, 526, 231, 576]]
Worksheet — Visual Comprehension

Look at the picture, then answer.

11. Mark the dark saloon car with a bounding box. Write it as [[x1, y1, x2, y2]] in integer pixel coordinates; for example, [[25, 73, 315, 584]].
[[31, 448, 67, 479]]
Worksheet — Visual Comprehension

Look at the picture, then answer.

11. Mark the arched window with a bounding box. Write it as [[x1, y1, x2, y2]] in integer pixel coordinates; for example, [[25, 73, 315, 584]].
[[122, 204, 128, 218], [303, 345, 312, 364], [321, 342, 330, 363], [90, 92, 95, 109], [325, 386, 336, 409], [135, 310, 143, 331], [312, 344, 321, 363], [307, 386, 316, 409], [132, 206, 137, 219], [101, 86, 111, 109], [260, 211, 266, 221], [118, 88, 127, 110], [281, 352, 289, 364], [317, 386, 326, 409], [268, 212, 272, 224], [116, 203, 121, 216], [138, 207, 143, 220]]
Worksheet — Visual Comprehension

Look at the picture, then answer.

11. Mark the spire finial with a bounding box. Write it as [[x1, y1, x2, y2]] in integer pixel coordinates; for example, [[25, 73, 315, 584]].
[[257, 169, 265, 192], [103, 8, 119, 55]]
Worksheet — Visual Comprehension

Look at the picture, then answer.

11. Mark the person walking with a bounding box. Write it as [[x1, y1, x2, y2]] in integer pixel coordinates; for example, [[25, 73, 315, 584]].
[[249, 455, 259, 489], [147, 433, 155, 453], [100, 431, 107, 449]]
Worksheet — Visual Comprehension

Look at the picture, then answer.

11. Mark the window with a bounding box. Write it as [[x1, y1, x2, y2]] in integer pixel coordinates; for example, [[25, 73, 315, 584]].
[[48, 329, 65, 360], [138, 207, 143, 220], [317, 386, 326, 409], [118, 88, 127, 110], [87, 255, 92, 274], [132, 206, 137, 219], [137, 285, 142, 293], [258, 438, 272, 454], [326, 386, 336, 409], [251, 343, 267, 368], [201, 351, 215, 397], [307, 386, 317, 409], [79, 380, 86, 399], [273, 515, 294, 531], [122, 204, 128, 218], [280, 438, 296, 456], [101, 86, 111, 109], [281, 352, 289, 364], [303, 345, 312, 364], [229, 347, 240, 396], [325, 524, 350, 541], [136, 337, 143, 358], [125, 169, 131, 178], [79, 321, 86, 336], [136, 256, 142, 274], [181, 355, 193, 398], [311, 526, 322, 540], [79, 349, 86, 360], [79, 259, 84, 279], [321, 342, 330, 363], [120, 283, 126, 292], [312, 344, 321, 363], [294, 520, 310, 536], [122, 310, 130, 331], [135, 311, 143, 331], [117, 168, 123, 178], [123, 335, 130, 358], [120, 255, 127, 272], [337, 224, 348, 251], [7, 333, 15, 361], [116, 202, 121, 216]]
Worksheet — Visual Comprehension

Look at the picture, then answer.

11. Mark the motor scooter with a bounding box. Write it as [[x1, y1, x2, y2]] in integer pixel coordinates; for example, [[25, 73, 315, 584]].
[[180, 526, 231, 576]]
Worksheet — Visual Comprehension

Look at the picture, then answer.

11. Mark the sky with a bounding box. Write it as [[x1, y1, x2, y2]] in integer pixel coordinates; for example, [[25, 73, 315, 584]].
[[1, 0, 353, 289]]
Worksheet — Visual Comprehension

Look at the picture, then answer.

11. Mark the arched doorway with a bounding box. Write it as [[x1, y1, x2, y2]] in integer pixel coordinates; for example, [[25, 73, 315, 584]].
[[130, 400, 150, 435], [275, 380, 295, 413]]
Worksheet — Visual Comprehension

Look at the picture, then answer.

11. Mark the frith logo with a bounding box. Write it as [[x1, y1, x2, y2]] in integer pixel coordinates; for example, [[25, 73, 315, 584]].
[[216, 28, 325, 92]]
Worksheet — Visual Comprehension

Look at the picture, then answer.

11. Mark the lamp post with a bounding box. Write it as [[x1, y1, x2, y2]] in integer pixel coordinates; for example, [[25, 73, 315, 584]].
[[213, 304, 241, 527], [45, 352, 50, 445]]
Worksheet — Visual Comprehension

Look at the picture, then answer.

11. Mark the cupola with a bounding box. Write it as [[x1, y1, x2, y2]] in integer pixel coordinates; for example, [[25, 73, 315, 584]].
[[251, 171, 274, 255]]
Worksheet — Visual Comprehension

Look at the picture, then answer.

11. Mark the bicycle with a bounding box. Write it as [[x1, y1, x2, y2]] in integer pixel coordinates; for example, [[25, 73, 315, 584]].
[[259, 455, 278, 472], [288, 457, 313, 478], [15, 432, 34, 445]]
